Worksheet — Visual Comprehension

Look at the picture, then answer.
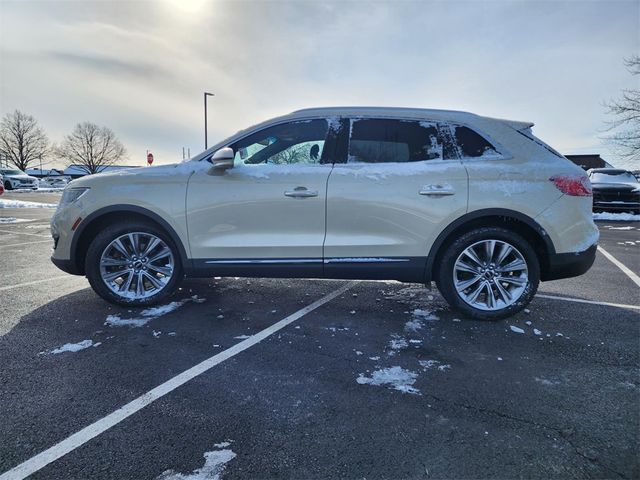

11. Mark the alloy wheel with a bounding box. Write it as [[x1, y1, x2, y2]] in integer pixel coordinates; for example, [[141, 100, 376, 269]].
[[99, 232, 175, 300], [453, 239, 529, 311]]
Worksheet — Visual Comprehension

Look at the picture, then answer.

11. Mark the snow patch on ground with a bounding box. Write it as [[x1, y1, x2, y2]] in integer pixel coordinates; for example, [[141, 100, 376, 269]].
[[327, 326, 350, 333], [141, 302, 185, 317], [414, 308, 439, 320], [404, 318, 424, 332], [404, 309, 438, 332], [156, 443, 236, 480], [387, 335, 409, 355], [105, 299, 194, 328], [509, 325, 525, 334], [40, 339, 98, 355], [535, 377, 561, 386], [0, 199, 57, 208], [0, 217, 35, 223], [604, 225, 635, 230], [356, 366, 420, 395], [419, 360, 451, 371], [234, 335, 251, 340], [593, 212, 640, 222]]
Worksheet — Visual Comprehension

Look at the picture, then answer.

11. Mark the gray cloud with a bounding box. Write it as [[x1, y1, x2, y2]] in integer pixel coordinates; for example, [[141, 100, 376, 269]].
[[47, 51, 171, 79], [1, 0, 638, 168]]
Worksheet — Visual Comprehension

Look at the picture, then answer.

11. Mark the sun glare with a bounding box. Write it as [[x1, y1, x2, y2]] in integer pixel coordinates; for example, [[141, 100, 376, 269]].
[[164, 0, 209, 15]]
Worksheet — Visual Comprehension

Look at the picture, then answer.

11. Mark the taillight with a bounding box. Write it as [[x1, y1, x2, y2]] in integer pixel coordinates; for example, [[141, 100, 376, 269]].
[[549, 175, 592, 196]]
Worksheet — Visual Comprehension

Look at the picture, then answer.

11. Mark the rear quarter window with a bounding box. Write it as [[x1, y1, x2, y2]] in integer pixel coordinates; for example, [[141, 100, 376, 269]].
[[450, 125, 501, 159]]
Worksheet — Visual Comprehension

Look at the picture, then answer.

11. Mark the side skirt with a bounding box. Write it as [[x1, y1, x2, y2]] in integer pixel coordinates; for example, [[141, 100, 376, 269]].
[[186, 257, 427, 282]]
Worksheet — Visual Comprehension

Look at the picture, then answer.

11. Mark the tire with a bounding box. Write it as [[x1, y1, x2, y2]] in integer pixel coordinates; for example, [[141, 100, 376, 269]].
[[85, 220, 183, 307], [435, 227, 540, 321], [4, 181, 13, 191]]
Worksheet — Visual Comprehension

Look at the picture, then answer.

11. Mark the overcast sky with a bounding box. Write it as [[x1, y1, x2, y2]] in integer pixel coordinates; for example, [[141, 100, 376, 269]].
[[1, 0, 638, 169]]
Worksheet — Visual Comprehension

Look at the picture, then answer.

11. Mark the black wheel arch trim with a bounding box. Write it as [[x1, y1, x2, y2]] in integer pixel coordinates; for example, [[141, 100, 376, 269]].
[[423, 208, 556, 281], [70, 204, 190, 273]]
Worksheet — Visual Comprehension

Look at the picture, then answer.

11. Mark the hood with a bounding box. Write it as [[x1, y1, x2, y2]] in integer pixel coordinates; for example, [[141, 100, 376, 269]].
[[68, 161, 205, 188], [6, 173, 37, 180], [591, 182, 639, 192]]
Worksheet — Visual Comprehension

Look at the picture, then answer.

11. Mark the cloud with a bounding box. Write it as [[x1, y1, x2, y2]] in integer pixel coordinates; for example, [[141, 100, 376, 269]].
[[47, 51, 171, 79], [0, 0, 638, 167]]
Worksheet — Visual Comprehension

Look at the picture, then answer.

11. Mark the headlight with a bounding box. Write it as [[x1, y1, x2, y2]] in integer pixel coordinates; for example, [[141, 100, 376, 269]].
[[58, 187, 90, 209]]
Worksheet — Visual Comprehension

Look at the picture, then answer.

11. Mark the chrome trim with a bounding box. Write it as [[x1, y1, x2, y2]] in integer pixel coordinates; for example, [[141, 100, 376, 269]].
[[204, 258, 321, 265], [324, 258, 411, 264], [204, 257, 411, 265]]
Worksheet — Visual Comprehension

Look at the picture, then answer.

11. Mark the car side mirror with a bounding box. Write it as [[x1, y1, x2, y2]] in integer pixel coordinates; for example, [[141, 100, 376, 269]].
[[208, 147, 234, 173]]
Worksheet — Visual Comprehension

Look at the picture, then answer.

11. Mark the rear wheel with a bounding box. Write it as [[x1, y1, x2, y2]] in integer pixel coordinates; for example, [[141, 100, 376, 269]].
[[85, 221, 183, 306], [436, 227, 539, 320]]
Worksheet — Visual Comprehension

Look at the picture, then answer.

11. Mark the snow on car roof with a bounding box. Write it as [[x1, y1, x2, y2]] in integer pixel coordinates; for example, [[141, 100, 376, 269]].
[[194, 106, 532, 162], [291, 106, 476, 118]]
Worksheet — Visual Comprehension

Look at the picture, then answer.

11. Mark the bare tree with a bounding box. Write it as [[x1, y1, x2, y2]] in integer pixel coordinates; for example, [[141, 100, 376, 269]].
[[58, 122, 126, 174], [270, 144, 313, 164], [604, 56, 640, 162], [0, 110, 50, 171]]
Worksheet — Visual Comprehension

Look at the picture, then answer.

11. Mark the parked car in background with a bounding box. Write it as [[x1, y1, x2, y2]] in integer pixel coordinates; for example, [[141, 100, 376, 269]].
[[0, 168, 39, 190], [39, 174, 71, 188], [588, 168, 640, 213], [51, 107, 599, 320]]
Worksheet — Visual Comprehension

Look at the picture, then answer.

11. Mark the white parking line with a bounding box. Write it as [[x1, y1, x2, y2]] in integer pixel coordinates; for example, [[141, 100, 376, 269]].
[[0, 229, 50, 238], [0, 281, 356, 480], [0, 239, 52, 249], [0, 276, 79, 292], [536, 294, 640, 311], [597, 245, 640, 288]]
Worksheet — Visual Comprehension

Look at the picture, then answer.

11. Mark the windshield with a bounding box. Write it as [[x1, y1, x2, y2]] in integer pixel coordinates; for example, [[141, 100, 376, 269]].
[[1, 169, 25, 175], [590, 172, 638, 184]]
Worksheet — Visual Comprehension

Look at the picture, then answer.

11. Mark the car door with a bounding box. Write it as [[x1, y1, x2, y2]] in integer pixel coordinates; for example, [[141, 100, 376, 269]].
[[186, 118, 336, 277], [324, 117, 468, 281]]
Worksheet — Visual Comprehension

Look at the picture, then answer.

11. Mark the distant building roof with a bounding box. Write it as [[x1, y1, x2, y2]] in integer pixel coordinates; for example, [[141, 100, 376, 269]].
[[565, 154, 613, 170]]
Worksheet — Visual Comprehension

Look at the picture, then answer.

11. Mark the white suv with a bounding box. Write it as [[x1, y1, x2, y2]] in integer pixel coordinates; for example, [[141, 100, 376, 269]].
[[51, 107, 598, 319], [1, 168, 39, 190]]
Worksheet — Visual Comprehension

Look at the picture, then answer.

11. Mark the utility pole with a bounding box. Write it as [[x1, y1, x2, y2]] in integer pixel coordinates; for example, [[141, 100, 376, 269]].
[[204, 91, 214, 149]]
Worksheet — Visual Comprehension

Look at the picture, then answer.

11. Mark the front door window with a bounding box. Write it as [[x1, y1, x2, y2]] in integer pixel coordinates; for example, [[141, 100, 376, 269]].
[[230, 119, 329, 166]]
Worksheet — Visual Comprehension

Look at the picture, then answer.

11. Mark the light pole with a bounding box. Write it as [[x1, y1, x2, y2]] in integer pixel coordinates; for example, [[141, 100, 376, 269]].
[[204, 92, 214, 149]]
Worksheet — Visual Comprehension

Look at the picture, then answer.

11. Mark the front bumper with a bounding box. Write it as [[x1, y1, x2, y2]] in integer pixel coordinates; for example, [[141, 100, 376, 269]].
[[593, 200, 640, 212], [51, 256, 82, 275], [543, 243, 597, 281], [12, 180, 38, 189]]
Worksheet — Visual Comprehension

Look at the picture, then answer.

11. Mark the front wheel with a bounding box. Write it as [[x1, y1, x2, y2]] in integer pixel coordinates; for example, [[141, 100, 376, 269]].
[[436, 227, 540, 320], [4, 181, 13, 191], [85, 221, 183, 306]]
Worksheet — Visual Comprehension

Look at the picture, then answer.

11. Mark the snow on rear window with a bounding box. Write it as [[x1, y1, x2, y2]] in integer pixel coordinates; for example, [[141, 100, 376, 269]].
[[347, 118, 443, 164], [451, 125, 501, 159]]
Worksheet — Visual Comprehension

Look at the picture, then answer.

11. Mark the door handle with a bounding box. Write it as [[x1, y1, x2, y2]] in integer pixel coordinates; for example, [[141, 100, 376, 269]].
[[284, 187, 319, 198], [419, 184, 455, 196]]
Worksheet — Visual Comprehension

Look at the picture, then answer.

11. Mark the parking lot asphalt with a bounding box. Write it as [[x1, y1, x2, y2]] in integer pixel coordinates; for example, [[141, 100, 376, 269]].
[[0, 191, 638, 480]]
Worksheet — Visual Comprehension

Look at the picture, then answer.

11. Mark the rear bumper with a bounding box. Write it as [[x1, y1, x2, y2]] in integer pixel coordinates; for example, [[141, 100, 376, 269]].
[[543, 243, 597, 281]]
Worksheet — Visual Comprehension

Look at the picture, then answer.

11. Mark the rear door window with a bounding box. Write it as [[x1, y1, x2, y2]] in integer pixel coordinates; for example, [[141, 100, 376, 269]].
[[347, 118, 444, 164]]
